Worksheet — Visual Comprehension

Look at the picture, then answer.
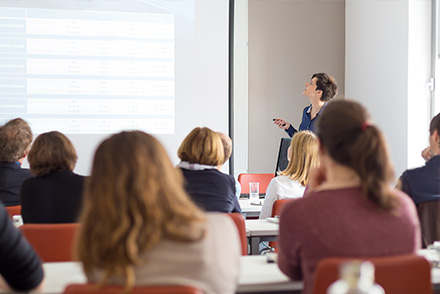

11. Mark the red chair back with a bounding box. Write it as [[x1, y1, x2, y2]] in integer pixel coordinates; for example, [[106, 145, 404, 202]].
[[238, 173, 274, 194], [271, 199, 290, 217], [227, 213, 248, 255], [64, 284, 203, 294], [5, 205, 21, 219], [313, 255, 431, 294], [268, 199, 290, 252], [20, 223, 80, 262]]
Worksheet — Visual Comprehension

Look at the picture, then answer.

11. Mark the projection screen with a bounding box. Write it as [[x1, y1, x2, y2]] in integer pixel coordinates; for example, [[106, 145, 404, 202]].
[[0, 0, 230, 175]]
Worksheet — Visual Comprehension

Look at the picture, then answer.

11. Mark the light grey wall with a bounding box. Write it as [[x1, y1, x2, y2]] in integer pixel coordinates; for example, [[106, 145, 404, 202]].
[[345, 0, 432, 177], [247, 0, 345, 173]]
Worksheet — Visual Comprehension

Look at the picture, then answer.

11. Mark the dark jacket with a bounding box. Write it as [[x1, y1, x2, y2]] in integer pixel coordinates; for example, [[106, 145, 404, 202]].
[[21, 171, 84, 223], [0, 161, 32, 206], [180, 168, 242, 214]]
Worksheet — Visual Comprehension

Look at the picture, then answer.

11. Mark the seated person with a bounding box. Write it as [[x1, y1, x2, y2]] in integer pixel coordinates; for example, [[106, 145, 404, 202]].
[[0, 202, 44, 292], [75, 131, 240, 294], [177, 127, 241, 213], [0, 118, 33, 206], [259, 131, 319, 219], [397, 112, 440, 205], [216, 132, 241, 198], [21, 131, 85, 223], [277, 100, 420, 294]]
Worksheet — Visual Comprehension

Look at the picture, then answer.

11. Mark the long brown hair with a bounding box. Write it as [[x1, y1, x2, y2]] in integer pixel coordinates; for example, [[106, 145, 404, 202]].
[[279, 131, 319, 186], [316, 100, 396, 211], [75, 131, 206, 291]]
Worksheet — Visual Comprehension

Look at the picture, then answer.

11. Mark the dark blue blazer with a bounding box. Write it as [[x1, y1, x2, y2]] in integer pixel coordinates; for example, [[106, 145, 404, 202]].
[[180, 168, 242, 214], [0, 161, 32, 206]]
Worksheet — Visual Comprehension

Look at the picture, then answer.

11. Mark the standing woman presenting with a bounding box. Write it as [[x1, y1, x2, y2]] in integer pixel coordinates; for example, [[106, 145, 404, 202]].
[[274, 72, 338, 137]]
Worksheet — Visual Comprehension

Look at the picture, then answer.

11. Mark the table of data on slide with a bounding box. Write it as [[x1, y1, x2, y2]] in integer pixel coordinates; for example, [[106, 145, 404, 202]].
[[0, 8, 175, 134]]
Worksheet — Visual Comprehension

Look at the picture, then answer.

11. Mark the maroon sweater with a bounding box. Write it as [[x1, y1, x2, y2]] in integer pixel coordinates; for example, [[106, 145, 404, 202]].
[[277, 187, 421, 294]]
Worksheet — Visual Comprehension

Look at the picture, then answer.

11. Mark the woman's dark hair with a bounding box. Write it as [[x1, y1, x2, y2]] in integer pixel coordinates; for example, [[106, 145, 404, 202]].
[[28, 131, 77, 176], [316, 100, 396, 211], [429, 112, 440, 135], [312, 73, 338, 102]]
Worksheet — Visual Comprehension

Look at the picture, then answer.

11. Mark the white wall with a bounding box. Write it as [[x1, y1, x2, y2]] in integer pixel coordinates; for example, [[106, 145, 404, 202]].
[[345, 0, 432, 178], [246, 0, 345, 173]]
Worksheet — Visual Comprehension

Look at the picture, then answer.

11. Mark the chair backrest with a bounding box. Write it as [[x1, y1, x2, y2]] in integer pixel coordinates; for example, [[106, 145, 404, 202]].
[[312, 254, 431, 294], [238, 173, 274, 194], [5, 205, 21, 219], [417, 200, 440, 247], [64, 284, 203, 294], [227, 213, 247, 255], [271, 199, 290, 217], [20, 223, 80, 262]]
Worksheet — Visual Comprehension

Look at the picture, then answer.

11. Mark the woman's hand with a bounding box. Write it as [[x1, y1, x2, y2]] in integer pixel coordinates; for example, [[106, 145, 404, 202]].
[[307, 166, 327, 191], [273, 119, 290, 130], [421, 146, 432, 162]]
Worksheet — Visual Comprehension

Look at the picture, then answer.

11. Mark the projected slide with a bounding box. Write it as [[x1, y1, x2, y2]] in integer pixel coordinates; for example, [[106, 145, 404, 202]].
[[0, 8, 175, 134]]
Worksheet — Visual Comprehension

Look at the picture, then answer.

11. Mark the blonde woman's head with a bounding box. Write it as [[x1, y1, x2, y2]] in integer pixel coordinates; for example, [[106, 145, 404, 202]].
[[279, 131, 319, 186]]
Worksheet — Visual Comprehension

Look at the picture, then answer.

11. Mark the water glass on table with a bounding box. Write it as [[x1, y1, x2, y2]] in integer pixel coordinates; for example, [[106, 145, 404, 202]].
[[249, 182, 260, 205]]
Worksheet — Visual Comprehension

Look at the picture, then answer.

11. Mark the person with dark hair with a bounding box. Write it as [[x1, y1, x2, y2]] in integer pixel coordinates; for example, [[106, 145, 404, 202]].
[[274, 72, 338, 137], [397, 113, 440, 204], [21, 131, 85, 223], [177, 127, 241, 213], [277, 100, 420, 294], [0, 118, 33, 206]]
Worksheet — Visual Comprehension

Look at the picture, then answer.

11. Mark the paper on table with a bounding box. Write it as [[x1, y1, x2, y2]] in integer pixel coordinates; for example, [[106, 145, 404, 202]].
[[266, 217, 279, 224]]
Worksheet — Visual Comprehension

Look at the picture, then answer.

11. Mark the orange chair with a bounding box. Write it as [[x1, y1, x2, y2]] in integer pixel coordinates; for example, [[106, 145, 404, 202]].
[[238, 173, 274, 194], [5, 205, 21, 219], [271, 199, 290, 217], [64, 284, 203, 294], [267, 199, 290, 252], [227, 213, 248, 255], [20, 223, 80, 262], [312, 254, 431, 294]]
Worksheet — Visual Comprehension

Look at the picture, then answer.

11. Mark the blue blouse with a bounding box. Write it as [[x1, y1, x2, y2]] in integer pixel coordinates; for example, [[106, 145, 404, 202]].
[[285, 103, 327, 137]]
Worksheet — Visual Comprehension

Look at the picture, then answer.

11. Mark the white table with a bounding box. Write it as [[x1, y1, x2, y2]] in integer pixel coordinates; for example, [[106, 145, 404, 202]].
[[31, 251, 440, 294], [245, 219, 279, 255], [238, 256, 302, 293], [239, 199, 263, 219], [39, 256, 301, 294]]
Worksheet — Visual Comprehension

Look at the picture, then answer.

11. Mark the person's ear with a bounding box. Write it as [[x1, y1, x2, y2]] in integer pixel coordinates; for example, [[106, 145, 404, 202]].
[[434, 129, 440, 145], [316, 89, 323, 97]]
